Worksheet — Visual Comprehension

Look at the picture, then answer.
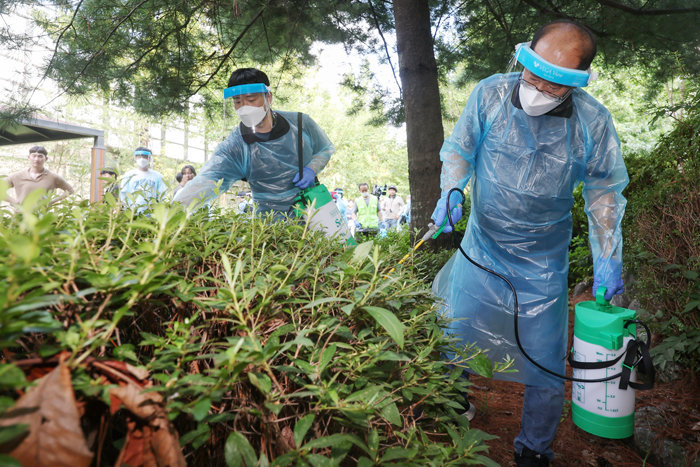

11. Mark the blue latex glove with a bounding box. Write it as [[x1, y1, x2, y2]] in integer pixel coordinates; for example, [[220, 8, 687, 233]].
[[293, 167, 316, 189], [592, 258, 625, 301], [431, 191, 463, 233]]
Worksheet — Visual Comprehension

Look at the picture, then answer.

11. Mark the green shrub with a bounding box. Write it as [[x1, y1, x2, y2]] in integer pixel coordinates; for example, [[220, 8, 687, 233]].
[[374, 228, 454, 282], [0, 192, 504, 466], [623, 109, 700, 365]]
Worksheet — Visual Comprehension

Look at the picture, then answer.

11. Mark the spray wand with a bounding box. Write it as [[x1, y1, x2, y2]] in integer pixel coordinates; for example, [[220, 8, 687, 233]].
[[385, 222, 446, 276]]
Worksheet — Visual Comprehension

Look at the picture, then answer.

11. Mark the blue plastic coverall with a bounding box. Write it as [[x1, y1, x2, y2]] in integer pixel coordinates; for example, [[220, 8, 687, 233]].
[[119, 169, 167, 213], [432, 73, 628, 387], [173, 110, 334, 214]]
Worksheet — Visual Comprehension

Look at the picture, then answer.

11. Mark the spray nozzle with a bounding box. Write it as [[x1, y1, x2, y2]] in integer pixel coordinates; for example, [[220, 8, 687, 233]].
[[421, 222, 445, 242]]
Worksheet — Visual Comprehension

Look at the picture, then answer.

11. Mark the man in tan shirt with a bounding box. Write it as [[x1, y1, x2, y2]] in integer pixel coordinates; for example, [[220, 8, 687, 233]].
[[5, 146, 74, 206], [381, 185, 405, 230]]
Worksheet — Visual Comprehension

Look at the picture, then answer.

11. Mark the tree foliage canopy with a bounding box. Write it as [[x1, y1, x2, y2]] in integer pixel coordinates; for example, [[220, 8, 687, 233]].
[[1, 0, 697, 118]]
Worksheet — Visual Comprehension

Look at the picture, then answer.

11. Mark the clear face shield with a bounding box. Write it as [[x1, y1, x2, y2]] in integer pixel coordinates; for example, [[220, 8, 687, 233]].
[[504, 42, 598, 116], [134, 150, 152, 169], [223, 83, 271, 131]]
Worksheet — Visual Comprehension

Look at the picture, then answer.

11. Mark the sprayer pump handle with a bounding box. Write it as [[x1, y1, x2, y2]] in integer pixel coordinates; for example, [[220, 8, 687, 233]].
[[596, 286, 610, 306]]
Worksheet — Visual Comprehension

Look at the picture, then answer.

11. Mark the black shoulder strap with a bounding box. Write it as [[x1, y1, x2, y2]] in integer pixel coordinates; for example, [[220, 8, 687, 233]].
[[297, 112, 303, 180], [567, 319, 655, 391]]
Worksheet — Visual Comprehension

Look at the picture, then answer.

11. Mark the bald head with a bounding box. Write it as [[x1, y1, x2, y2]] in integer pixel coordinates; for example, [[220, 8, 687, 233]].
[[530, 20, 596, 70]]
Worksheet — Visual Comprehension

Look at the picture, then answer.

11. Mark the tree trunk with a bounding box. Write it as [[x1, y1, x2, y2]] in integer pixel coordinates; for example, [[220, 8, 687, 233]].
[[392, 0, 444, 238]]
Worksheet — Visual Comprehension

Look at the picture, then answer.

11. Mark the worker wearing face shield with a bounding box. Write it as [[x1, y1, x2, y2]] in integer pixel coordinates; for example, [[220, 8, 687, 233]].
[[120, 147, 167, 213], [431, 20, 628, 466], [173, 68, 335, 216]]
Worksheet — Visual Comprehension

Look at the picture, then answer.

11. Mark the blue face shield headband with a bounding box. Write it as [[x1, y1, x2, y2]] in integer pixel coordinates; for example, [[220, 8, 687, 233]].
[[134, 150, 152, 157], [222, 83, 271, 120], [223, 83, 269, 99], [514, 42, 597, 87]]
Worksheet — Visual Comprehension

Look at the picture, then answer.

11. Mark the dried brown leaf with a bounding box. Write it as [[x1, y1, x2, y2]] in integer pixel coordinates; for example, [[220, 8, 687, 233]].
[[100, 360, 150, 382], [110, 383, 186, 467], [0, 362, 93, 467]]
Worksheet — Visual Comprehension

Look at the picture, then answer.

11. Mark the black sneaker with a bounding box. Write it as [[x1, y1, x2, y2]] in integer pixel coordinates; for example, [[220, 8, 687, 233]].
[[514, 447, 550, 466]]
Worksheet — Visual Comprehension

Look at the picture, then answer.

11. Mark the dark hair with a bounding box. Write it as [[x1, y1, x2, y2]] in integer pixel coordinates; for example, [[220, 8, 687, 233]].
[[134, 146, 152, 156], [228, 68, 271, 88], [181, 164, 197, 176], [176, 172, 183, 183], [358, 183, 369, 189], [530, 20, 597, 70], [29, 145, 47, 156]]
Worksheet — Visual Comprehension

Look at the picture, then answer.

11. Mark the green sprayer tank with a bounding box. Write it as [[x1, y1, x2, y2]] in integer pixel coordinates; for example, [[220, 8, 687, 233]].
[[571, 288, 637, 439]]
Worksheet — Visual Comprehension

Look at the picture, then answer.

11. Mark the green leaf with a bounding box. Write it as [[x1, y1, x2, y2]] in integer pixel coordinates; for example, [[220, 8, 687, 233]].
[[294, 414, 315, 448], [0, 364, 26, 389], [225, 432, 257, 467], [179, 423, 210, 450], [304, 453, 333, 466], [363, 306, 405, 349], [380, 446, 417, 462], [380, 401, 402, 427], [0, 424, 28, 444], [318, 344, 336, 373], [302, 433, 354, 451], [0, 455, 21, 467], [350, 241, 373, 265], [192, 398, 211, 422], [467, 353, 493, 378], [248, 372, 272, 395], [345, 385, 381, 404]]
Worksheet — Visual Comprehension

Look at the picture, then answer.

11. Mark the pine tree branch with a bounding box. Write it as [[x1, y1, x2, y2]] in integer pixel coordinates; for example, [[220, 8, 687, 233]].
[[367, 0, 402, 96], [40, 0, 151, 108], [190, 5, 267, 97], [595, 0, 700, 15], [26, 0, 85, 107]]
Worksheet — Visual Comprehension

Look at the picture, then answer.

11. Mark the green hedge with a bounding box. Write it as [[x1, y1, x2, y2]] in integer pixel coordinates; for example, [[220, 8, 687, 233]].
[[0, 191, 504, 466], [622, 109, 700, 369]]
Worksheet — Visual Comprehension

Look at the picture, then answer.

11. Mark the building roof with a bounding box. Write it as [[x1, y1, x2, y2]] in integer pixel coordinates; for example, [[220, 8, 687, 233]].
[[0, 115, 104, 147]]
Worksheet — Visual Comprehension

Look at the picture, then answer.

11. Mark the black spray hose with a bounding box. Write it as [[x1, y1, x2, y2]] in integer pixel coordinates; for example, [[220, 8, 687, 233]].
[[444, 187, 641, 384]]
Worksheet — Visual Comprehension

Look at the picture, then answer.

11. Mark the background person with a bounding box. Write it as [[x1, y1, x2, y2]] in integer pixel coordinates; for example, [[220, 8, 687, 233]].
[[119, 147, 167, 213], [5, 145, 74, 207], [333, 187, 348, 221], [100, 166, 119, 198], [173, 67, 334, 217], [353, 182, 381, 232], [431, 20, 627, 466], [173, 164, 197, 197], [381, 185, 404, 230], [401, 194, 411, 225]]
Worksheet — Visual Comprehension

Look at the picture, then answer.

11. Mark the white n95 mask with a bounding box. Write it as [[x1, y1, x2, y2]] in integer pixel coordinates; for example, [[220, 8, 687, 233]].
[[236, 104, 268, 128], [519, 82, 561, 116], [136, 157, 150, 169]]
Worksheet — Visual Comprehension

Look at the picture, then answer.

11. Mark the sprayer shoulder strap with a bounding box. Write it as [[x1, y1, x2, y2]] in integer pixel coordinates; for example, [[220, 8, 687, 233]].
[[567, 350, 626, 370], [619, 339, 655, 391]]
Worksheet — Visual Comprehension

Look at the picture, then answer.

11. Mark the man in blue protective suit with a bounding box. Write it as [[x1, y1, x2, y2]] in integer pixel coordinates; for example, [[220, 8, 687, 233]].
[[120, 147, 167, 213], [431, 20, 627, 466], [173, 68, 334, 215]]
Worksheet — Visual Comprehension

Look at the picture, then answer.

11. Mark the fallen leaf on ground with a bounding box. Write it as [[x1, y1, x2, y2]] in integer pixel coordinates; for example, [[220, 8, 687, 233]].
[[110, 383, 186, 467], [0, 361, 93, 466]]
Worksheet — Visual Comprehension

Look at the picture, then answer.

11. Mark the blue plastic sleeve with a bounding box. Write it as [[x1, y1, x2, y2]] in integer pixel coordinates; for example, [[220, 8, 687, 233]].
[[223, 83, 269, 98], [515, 44, 591, 87]]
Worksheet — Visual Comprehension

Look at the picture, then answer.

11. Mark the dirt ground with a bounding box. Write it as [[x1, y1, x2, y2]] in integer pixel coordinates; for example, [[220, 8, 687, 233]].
[[467, 292, 700, 467]]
